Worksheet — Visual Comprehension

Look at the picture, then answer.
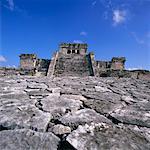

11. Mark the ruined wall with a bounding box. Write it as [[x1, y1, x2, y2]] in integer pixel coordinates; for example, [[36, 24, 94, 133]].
[[20, 54, 37, 70], [94, 57, 126, 73], [93, 60, 110, 76], [94, 69, 150, 80], [36, 59, 51, 76], [111, 57, 126, 70], [93, 57, 126, 77], [95, 61, 111, 70], [130, 70, 150, 80], [19, 54, 51, 76], [0, 67, 20, 77]]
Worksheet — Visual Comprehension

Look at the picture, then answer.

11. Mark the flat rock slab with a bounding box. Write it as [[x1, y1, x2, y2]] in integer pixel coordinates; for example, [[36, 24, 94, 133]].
[[67, 123, 150, 150], [0, 104, 52, 132], [60, 109, 112, 128], [26, 81, 48, 89], [110, 103, 150, 128], [0, 129, 60, 150], [41, 94, 83, 115], [82, 94, 124, 114]]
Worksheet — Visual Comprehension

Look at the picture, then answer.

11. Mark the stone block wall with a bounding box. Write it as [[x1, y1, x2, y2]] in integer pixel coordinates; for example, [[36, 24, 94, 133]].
[[59, 43, 88, 56], [36, 59, 51, 75], [111, 57, 126, 70], [95, 61, 111, 70], [20, 54, 37, 70], [20, 54, 51, 76], [130, 70, 150, 80], [53, 53, 93, 77], [94, 69, 150, 80], [93, 57, 126, 76], [0, 67, 20, 77]]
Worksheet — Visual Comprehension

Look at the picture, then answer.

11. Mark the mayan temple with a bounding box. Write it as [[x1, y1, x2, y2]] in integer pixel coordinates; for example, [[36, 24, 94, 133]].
[[19, 43, 126, 77]]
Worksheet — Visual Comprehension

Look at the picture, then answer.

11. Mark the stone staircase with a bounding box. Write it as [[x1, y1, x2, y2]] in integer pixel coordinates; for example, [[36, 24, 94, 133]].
[[53, 54, 92, 77], [47, 52, 95, 77]]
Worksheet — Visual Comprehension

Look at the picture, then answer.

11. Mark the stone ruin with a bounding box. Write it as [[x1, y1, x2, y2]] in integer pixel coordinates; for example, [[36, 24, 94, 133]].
[[19, 43, 126, 77], [19, 54, 50, 76], [0, 43, 149, 79]]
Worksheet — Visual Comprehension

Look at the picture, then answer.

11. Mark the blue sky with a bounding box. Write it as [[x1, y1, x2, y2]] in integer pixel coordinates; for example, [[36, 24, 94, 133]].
[[0, 0, 150, 70]]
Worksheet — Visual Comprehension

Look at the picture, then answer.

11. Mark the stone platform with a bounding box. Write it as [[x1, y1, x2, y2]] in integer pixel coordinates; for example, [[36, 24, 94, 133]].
[[0, 74, 150, 149]]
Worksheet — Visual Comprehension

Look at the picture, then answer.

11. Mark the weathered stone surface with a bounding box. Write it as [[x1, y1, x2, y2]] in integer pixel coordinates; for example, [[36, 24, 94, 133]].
[[110, 102, 150, 128], [122, 124, 150, 142], [0, 129, 60, 150], [27, 89, 51, 98], [95, 85, 112, 92], [41, 94, 83, 115], [51, 124, 71, 135], [0, 77, 52, 132], [82, 92, 123, 114], [67, 123, 150, 150], [60, 109, 112, 128], [0, 75, 150, 149], [0, 103, 52, 132], [27, 82, 48, 89]]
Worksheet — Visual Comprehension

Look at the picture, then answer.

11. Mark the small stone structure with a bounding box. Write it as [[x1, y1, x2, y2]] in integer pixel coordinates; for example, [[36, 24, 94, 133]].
[[20, 54, 37, 70], [111, 57, 126, 70], [19, 43, 126, 77], [19, 54, 50, 76]]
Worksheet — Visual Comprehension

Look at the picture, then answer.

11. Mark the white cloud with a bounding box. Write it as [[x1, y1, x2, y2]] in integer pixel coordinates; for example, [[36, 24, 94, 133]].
[[73, 40, 83, 43], [98, 1, 130, 26], [131, 32, 145, 44], [127, 67, 143, 70], [0, 55, 7, 62], [7, 65, 17, 68], [6, 0, 14, 11], [12, 65, 17, 68], [6, 65, 17, 68], [80, 31, 87, 36], [3, 1, 31, 18], [112, 9, 127, 26]]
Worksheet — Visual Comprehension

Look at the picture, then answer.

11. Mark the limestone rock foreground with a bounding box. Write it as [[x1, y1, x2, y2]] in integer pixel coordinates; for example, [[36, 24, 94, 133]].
[[0, 75, 150, 150]]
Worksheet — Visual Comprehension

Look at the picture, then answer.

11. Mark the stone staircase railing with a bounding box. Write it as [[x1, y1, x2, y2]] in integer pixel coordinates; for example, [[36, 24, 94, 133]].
[[47, 51, 59, 77]]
